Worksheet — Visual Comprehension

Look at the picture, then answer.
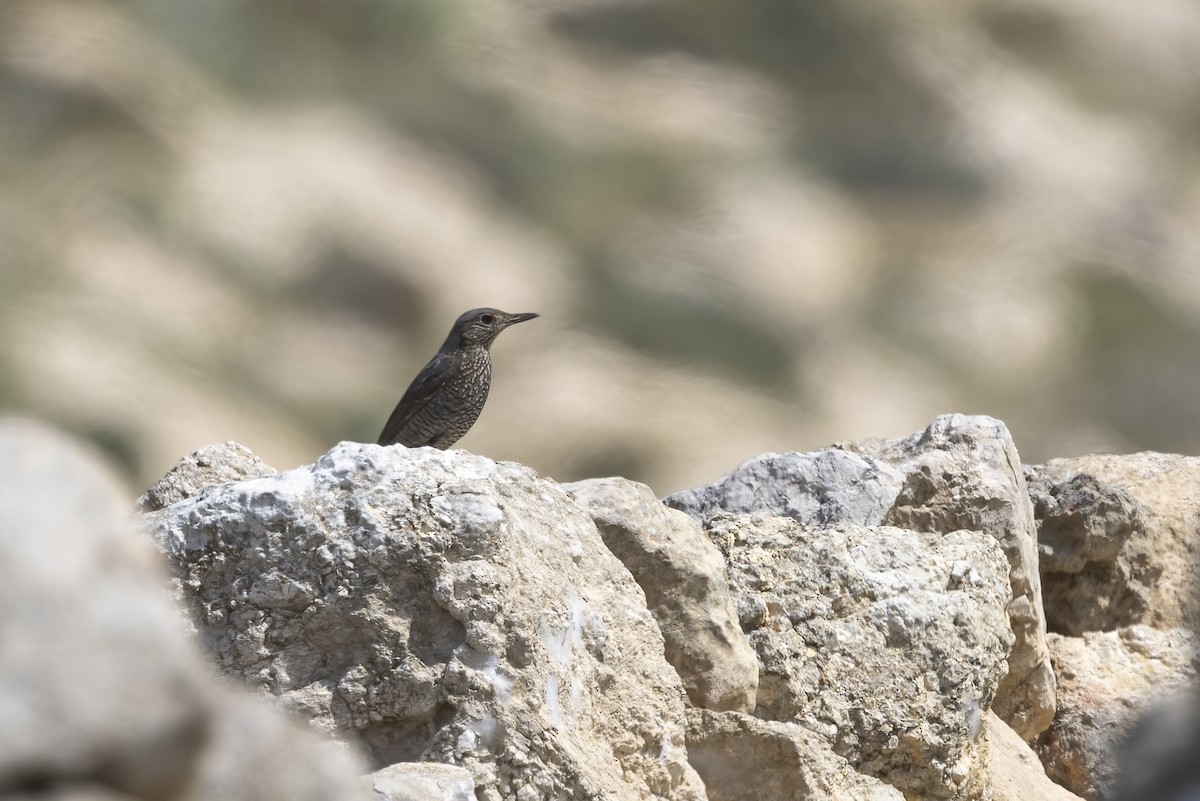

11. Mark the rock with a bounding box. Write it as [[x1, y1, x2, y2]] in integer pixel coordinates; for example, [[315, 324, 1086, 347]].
[[138, 441, 277, 512], [0, 419, 368, 801], [708, 516, 1013, 799], [849, 414, 1055, 741], [986, 711, 1083, 801], [1026, 452, 1200, 635], [685, 708, 905, 801], [1037, 626, 1197, 800], [667, 414, 1056, 741], [368, 762, 476, 801], [566, 476, 758, 712], [144, 442, 707, 801], [663, 448, 905, 529]]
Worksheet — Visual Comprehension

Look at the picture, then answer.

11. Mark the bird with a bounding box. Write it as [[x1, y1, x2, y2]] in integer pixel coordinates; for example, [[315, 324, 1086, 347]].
[[377, 307, 539, 449]]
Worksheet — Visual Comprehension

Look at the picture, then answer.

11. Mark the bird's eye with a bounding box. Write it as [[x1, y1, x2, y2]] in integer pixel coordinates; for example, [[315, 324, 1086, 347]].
[[479, 313, 495, 325]]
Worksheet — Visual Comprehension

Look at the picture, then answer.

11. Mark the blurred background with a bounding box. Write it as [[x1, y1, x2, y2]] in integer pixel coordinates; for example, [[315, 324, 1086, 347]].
[[2, 0, 1199, 496]]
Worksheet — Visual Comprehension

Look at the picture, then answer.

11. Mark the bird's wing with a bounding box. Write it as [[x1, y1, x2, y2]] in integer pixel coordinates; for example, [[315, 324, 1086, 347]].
[[376, 352, 455, 446]]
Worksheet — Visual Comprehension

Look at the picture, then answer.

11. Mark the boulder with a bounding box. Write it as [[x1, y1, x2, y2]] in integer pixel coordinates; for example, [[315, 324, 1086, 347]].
[[685, 708, 904, 801], [1026, 452, 1200, 635], [707, 515, 1013, 799], [0, 419, 368, 801], [667, 414, 1056, 741], [144, 442, 707, 801], [1037, 626, 1197, 800], [566, 476, 758, 712]]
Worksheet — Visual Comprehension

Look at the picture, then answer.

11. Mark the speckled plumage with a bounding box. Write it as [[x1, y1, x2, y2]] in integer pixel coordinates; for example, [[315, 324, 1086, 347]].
[[377, 308, 539, 449]]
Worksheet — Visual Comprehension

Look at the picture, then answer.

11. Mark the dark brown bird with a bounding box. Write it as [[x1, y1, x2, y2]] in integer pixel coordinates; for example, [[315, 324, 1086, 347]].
[[377, 308, 539, 449]]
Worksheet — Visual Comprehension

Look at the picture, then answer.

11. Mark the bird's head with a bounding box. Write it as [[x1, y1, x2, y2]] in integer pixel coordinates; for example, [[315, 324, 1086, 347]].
[[445, 307, 540, 349]]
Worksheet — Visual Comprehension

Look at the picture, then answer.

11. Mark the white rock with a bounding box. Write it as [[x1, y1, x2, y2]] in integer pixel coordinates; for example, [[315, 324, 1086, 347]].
[[145, 441, 707, 801]]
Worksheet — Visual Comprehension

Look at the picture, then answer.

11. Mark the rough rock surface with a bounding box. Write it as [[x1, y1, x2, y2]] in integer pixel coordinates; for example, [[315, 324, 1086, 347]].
[[1027, 452, 1200, 635], [986, 711, 1083, 801], [137, 441, 278, 512], [144, 442, 707, 801], [0, 419, 368, 801], [663, 448, 904, 529], [685, 708, 904, 801], [367, 762, 476, 801], [1038, 626, 1197, 800], [566, 476, 758, 712], [849, 415, 1056, 741], [668, 414, 1056, 741], [708, 515, 1013, 799]]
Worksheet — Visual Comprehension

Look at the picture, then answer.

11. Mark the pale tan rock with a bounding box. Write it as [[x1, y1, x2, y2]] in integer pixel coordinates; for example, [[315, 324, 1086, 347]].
[[686, 708, 904, 801], [1027, 452, 1200, 634], [987, 711, 1082, 801], [146, 442, 707, 801], [1039, 626, 1197, 800], [851, 414, 1056, 741], [567, 476, 758, 712], [708, 516, 1013, 800], [0, 419, 368, 801]]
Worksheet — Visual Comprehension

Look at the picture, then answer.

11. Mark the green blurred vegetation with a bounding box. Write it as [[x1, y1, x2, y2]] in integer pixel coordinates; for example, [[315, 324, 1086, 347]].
[[1, 0, 1198, 490]]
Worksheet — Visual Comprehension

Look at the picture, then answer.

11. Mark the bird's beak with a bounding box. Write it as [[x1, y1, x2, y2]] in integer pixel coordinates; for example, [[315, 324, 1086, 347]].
[[504, 312, 540, 326]]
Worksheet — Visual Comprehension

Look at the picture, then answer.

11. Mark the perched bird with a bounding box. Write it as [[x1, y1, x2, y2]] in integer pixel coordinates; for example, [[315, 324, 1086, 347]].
[[377, 307, 539, 449]]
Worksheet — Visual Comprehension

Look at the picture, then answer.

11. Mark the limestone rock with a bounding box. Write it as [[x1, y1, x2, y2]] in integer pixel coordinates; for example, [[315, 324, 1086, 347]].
[[849, 414, 1055, 741], [1038, 626, 1197, 800], [709, 516, 1013, 799], [663, 447, 904, 529], [685, 708, 904, 801], [986, 711, 1083, 801], [138, 441, 277, 512], [1027, 452, 1200, 635], [566, 476, 758, 712], [0, 419, 367, 801], [144, 442, 707, 801], [368, 762, 476, 801], [667, 414, 1056, 741]]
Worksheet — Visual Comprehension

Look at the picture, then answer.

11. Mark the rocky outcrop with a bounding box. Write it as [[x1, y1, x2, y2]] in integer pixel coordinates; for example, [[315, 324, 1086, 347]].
[[1037, 626, 1197, 800], [144, 443, 707, 801], [668, 414, 1056, 741], [1027, 453, 1200, 635], [566, 477, 758, 713], [67, 411, 1191, 801], [0, 419, 368, 801], [707, 516, 1012, 799]]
